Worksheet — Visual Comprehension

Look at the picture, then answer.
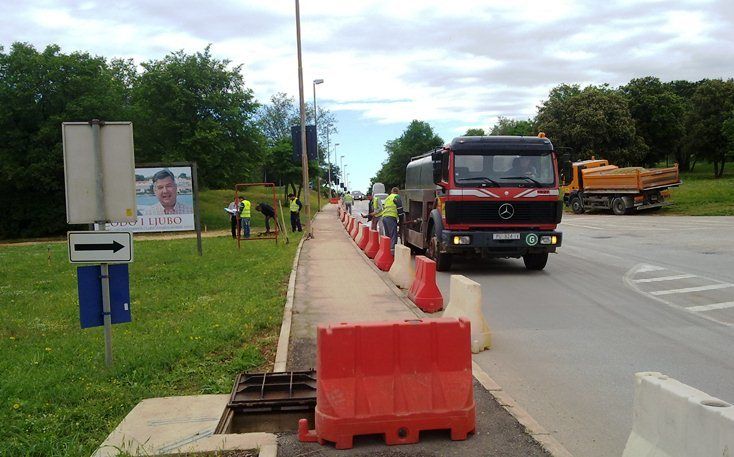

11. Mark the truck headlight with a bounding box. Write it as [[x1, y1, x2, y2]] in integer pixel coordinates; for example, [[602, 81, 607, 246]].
[[453, 236, 471, 245], [540, 235, 558, 245]]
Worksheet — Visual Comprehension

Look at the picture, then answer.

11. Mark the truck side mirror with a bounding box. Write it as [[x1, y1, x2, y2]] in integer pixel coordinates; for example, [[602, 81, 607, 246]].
[[431, 150, 443, 185]]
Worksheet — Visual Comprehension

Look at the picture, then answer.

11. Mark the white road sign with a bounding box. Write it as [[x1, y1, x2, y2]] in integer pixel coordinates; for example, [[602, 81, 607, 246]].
[[62, 121, 137, 224], [68, 231, 134, 263]]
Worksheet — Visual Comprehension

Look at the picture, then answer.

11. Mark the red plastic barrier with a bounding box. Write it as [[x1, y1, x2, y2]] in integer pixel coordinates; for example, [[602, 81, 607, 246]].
[[357, 225, 370, 250], [407, 256, 444, 313], [364, 230, 379, 258], [346, 217, 354, 232], [344, 215, 350, 228], [374, 235, 394, 271], [329, 197, 339, 204], [298, 318, 475, 449], [350, 221, 360, 239]]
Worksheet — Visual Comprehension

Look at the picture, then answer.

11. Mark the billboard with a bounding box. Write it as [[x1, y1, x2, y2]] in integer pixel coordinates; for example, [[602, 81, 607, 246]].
[[103, 166, 195, 232]]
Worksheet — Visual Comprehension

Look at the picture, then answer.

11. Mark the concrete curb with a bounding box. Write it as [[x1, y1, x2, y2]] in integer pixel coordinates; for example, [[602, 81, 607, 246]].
[[273, 235, 306, 372], [472, 362, 574, 457]]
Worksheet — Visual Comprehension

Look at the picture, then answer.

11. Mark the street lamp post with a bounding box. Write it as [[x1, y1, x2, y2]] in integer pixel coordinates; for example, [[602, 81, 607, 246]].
[[312, 78, 324, 210], [340, 154, 345, 191], [326, 126, 333, 198], [294, 0, 312, 238]]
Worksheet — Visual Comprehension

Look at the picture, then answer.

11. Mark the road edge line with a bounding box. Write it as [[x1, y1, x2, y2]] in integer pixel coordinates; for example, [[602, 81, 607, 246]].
[[472, 361, 574, 457], [273, 235, 306, 372]]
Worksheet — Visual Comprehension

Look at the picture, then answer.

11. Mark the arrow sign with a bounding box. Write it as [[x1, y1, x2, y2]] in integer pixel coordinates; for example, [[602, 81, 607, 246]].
[[68, 232, 133, 263], [74, 241, 125, 253]]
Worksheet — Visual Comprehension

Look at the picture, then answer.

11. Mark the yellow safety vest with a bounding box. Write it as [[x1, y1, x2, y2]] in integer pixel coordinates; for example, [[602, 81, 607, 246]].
[[344, 194, 353, 204], [289, 199, 300, 212], [239, 200, 251, 218], [381, 193, 399, 219]]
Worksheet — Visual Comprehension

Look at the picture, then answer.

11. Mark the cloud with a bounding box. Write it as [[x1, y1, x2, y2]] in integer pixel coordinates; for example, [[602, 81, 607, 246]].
[[2, 0, 733, 128]]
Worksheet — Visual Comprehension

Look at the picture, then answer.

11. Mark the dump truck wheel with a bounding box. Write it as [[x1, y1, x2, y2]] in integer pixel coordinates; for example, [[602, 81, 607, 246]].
[[612, 197, 628, 215], [427, 225, 452, 271], [570, 197, 585, 214], [523, 252, 548, 270]]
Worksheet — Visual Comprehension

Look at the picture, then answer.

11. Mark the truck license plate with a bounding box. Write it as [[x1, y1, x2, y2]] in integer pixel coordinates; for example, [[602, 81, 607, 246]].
[[493, 233, 520, 240]]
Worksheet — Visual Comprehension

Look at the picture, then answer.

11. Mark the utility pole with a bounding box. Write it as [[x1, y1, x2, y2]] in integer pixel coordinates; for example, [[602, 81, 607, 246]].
[[313, 78, 324, 210], [295, 0, 312, 238]]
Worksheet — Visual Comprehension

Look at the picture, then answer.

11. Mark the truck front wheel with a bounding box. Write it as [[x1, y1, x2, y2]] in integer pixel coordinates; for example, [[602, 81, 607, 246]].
[[570, 197, 585, 214], [523, 252, 548, 271], [427, 225, 452, 271]]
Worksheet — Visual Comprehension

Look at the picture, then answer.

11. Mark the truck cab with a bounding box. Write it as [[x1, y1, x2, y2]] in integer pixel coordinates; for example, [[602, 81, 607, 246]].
[[401, 135, 563, 271]]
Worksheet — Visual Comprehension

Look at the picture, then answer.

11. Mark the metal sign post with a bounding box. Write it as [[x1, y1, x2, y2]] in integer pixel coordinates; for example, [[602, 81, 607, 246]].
[[100, 261, 113, 366]]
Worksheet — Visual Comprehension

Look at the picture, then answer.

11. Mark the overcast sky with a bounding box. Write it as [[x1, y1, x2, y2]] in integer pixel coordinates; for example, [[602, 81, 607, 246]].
[[2, 0, 733, 192]]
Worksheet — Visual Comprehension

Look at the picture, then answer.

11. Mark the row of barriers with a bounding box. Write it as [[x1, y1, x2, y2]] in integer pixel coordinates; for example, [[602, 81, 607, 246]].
[[295, 206, 484, 449]]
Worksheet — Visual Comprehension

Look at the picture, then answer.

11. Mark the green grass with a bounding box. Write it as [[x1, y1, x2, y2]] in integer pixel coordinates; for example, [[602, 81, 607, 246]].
[[0, 233, 302, 456], [663, 162, 734, 216]]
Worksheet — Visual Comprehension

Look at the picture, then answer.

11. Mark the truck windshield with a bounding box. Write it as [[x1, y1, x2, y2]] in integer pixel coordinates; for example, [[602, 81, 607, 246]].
[[454, 152, 555, 187]]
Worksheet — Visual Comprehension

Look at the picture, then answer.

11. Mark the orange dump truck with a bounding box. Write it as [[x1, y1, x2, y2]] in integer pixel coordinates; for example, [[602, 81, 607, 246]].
[[561, 159, 681, 215]]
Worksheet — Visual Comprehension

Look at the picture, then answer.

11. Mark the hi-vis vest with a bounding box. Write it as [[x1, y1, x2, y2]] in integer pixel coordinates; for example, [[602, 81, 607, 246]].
[[239, 200, 251, 218], [381, 193, 399, 219], [344, 194, 354, 204], [289, 199, 300, 212]]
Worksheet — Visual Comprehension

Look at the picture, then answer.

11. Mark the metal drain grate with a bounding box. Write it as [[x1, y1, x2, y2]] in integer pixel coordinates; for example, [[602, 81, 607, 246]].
[[215, 370, 317, 434]]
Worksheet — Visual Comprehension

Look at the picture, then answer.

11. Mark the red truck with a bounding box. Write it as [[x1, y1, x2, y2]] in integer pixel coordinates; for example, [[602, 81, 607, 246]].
[[401, 135, 563, 271]]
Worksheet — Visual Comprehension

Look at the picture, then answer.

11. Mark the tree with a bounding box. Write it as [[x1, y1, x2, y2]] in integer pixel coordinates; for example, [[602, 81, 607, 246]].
[[258, 92, 298, 143], [465, 128, 485, 136], [0, 43, 129, 238], [536, 84, 646, 165], [684, 79, 734, 177], [132, 45, 263, 189], [621, 77, 686, 167], [723, 111, 734, 173], [490, 117, 534, 136], [371, 120, 443, 189]]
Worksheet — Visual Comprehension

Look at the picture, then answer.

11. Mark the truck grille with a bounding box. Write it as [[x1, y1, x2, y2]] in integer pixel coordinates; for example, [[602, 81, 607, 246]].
[[445, 201, 561, 224]]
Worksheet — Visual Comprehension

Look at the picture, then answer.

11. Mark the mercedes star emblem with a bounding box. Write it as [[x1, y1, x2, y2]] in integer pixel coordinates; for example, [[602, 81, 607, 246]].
[[498, 203, 514, 220]]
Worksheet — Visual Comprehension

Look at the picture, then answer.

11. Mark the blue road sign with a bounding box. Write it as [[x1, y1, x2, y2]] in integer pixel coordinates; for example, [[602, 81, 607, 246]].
[[78, 264, 132, 329]]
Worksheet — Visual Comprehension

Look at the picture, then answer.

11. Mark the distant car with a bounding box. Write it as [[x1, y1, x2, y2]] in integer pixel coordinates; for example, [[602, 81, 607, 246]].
[[351, 191, 365, 200]]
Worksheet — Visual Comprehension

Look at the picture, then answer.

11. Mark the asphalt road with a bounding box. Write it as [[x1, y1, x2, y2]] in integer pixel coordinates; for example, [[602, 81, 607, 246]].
[[431, 213, 734, 457]]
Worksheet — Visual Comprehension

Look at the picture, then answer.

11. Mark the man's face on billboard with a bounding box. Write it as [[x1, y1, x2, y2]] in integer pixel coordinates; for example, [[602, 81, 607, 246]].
[[154, 176, 177, 208]]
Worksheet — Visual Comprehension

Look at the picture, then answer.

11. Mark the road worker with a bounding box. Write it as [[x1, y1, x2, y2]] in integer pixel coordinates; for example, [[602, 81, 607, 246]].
[[288, 193, 303, 232], [343, 192, 354, 215], [239, 196, 252, 239], [377, 187, 404, 252]]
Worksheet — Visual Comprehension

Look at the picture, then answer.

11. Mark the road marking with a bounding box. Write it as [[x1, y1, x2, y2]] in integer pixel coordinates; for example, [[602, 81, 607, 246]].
[[687, 301, 734, 313], [635, 264, 666, 273], [633, 274, 696, 283], [651, 283, 734, 296]]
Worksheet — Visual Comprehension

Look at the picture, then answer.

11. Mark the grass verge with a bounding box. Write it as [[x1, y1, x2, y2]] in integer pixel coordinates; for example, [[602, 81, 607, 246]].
[[0, 232, 302, 456], [664, 162, 734, 216]]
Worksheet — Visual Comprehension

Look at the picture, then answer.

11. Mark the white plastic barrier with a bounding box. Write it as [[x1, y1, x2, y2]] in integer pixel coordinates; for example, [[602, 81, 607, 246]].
[[388, 244, 415, 289], [355, 222, 364, 245], [623, 371, 734, 457], [441, 275, 491, 353]]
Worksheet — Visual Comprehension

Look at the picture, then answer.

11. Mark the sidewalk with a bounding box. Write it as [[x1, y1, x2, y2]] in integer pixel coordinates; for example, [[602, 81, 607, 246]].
[[278, 204, 553, 456]]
